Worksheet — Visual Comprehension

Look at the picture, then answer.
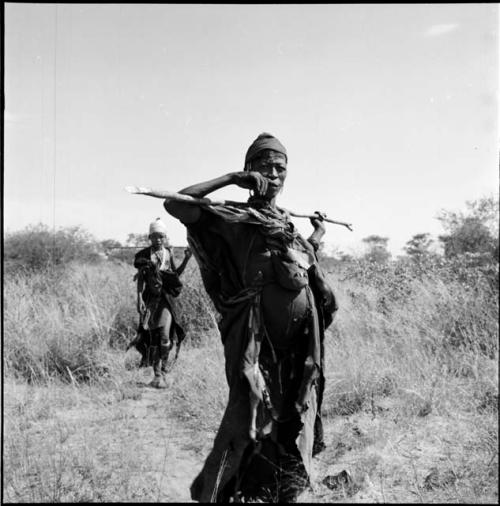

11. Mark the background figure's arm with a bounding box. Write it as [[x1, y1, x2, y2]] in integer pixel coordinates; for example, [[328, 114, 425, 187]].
[[175, 248, 193, 276], [167, 247, 178, 272], [136, 272, 146, 314]]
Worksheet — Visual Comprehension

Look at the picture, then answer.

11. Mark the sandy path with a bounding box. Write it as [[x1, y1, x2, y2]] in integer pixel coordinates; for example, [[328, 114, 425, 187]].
[[116, 378, 206, 502], [5, 373, 496, 503]]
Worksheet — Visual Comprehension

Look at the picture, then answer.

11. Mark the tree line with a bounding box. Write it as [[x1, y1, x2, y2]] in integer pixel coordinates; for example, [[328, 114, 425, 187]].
[[329, 195, 498, 266], [4, 195, 498, 273]]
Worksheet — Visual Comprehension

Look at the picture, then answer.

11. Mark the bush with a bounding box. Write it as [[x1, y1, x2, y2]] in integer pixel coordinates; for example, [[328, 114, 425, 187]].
[[4, 224, 102, 273]]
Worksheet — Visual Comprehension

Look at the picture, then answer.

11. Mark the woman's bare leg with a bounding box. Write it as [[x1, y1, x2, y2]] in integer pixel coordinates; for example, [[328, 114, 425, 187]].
[[160, 309, 173, 370]]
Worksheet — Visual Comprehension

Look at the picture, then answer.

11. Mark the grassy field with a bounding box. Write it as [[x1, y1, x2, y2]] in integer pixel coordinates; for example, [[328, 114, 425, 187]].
[[3, 256, 498, 503]]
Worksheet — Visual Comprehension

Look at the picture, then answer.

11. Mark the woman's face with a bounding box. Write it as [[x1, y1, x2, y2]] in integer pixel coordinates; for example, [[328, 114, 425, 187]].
[[149, 232, 166, 249], [251, 150, 287, 199]]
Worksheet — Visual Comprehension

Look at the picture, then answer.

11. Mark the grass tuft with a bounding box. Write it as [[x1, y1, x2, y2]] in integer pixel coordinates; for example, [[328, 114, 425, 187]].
[[3, 255, 498, 502]]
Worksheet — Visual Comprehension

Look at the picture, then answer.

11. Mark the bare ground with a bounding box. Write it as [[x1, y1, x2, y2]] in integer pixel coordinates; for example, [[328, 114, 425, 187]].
[[3, 362, 498, 503], [4, 370, 206, 502]]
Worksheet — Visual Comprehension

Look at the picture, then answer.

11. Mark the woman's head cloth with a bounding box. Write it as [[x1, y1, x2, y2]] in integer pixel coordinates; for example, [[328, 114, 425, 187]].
[[149, 218, 168, 235], [244, 133, 287, 170]]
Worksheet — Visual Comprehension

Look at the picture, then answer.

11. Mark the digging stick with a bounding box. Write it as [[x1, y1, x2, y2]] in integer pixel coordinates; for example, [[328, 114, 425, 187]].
[[125, 186, 353, 231]]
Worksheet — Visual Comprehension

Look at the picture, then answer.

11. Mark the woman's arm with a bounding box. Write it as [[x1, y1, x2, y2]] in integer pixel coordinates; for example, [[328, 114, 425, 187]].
[[164, 173, 235, 224], [164, 171, 269, 224], [307, 217, 326, 252]]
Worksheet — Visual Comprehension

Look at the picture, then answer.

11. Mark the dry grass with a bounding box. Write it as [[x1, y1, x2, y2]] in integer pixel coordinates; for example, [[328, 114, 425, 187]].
[[3, 260, 217, 383], [3, 262, 136, 383], [3, 370, 203, 502], [307, 259, 498, 503], [3, 257, 498, 503]]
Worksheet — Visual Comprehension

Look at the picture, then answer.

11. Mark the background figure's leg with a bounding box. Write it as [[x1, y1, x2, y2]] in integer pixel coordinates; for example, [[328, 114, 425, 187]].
[[159, 310, 173, 376], [173, 322, 186, 361], [149, 344, 162, 387], [128, 327, 149, 367]]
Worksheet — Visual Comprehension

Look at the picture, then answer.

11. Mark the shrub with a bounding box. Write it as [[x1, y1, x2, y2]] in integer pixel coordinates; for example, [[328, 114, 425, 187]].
[[4, 224, 102, 273]]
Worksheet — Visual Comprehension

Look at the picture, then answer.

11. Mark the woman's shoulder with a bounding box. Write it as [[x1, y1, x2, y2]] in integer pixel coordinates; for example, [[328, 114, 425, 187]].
[[134, 247, 152, 265], [187, 206, 248, 235], [135, 246, 151, 257]]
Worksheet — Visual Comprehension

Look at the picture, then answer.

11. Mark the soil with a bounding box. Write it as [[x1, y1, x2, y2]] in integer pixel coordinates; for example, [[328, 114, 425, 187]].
[[4, 368, 497, 503]]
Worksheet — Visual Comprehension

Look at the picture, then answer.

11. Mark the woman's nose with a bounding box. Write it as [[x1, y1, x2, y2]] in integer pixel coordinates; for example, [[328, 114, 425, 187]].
[[266, 167, 278, 178]]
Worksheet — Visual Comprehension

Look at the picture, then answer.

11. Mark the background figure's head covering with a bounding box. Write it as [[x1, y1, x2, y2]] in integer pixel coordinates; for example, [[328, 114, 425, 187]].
[[149, 217, 168, 235], [244, 132, 287, 169]]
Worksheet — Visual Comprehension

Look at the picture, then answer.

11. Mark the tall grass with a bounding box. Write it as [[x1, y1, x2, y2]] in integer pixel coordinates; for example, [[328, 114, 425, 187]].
[[3, 254, 498, 502], [3, 260, 217, 384], [4, 262, 134, 383], [322, 257, 498, 419], [307, 257, 499, 503], [4, 255, 497, 417]]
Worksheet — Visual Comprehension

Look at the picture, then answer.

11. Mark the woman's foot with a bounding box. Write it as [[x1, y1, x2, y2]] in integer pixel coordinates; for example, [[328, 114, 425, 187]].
[[149, 375, 167, 389]]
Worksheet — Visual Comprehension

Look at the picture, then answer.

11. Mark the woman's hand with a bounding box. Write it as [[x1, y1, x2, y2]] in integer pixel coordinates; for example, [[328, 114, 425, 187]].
[[310, 212, 326, 234], [232, 171, 270, 197], [137, 297, 146, 315], [308, 212, 326, 251]]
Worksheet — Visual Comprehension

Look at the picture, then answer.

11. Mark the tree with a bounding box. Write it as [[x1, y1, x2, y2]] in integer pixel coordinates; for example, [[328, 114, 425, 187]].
[[362, 235, 391, 263], [437, 195, 499, 260], [439, 217, 496, 258], [4, 223, 100, 272], [100, 239, 122, 251], [338, 252, 355, 262], [125, 233, 150, 247], [404, 233, 434, 259]]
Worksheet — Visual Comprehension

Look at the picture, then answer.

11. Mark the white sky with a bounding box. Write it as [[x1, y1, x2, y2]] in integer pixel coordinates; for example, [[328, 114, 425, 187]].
[[4, 3, 499, 256]]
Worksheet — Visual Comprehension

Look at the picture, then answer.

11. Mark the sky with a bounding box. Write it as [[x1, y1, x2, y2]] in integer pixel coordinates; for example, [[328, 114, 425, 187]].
[[4, 3, 499, 256]]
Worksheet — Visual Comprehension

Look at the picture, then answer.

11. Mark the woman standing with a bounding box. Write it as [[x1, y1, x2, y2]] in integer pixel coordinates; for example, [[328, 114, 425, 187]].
[[165, 133, 337, 501], [133, 218, 192, 388]]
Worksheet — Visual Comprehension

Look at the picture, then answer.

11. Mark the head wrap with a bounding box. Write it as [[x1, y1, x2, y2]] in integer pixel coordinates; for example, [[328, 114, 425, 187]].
[[149, 218, 168, 235], [244, 133, 287, 169]]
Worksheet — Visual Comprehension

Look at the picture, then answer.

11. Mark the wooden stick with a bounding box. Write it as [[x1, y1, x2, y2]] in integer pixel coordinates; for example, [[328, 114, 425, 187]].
[[125, 186, 353, 231], [287, 211, 353, 231], [125, 186, 234, 206]]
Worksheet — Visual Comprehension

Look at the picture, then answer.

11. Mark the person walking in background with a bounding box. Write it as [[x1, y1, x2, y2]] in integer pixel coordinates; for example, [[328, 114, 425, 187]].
[[165, 133, 338, 501], [131, 218, 192, 388]]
